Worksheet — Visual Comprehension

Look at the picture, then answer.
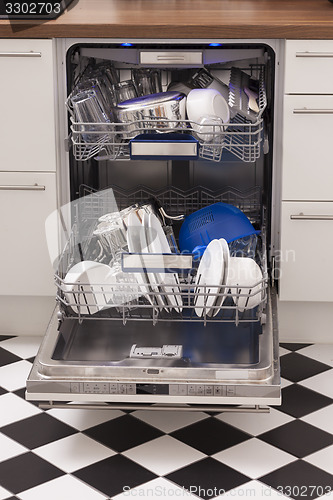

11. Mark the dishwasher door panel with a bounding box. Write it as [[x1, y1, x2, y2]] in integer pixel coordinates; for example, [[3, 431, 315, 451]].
[[26, 287, 280, 407]]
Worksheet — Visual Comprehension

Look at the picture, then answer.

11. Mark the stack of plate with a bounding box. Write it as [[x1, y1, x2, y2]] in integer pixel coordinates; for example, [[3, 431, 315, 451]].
[[126, 210, 183, 313]]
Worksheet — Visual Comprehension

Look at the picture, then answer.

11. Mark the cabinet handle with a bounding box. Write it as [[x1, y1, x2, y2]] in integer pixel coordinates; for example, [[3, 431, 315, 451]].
[[290, 214, 333, 221], [0, 183, 45, 191], [296, 52, 333, 58], [0, 52, 41, 57], [293, 109, 333, 114]]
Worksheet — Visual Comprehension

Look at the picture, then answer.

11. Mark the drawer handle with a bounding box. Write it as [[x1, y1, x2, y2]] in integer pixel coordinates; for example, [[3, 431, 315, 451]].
[[296, 52, 333, 58], [293, 109, 333, 115], [0, 183, 45, 191], [0, 52, 41, 57], [290, 214, 333, 221]]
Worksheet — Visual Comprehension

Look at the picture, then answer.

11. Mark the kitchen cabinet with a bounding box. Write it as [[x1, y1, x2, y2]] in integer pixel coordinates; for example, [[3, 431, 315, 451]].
[[284, 40, 333, 95], [282, 95, 333, 201], [279, 40, 333, 303], [279, 201, 333, 301], [0, 39, 56, 172], [0, 172, 57, 296]]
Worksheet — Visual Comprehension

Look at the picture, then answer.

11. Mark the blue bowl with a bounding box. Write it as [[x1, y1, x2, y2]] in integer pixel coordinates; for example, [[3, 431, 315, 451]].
[[179, 202, 260, 253]]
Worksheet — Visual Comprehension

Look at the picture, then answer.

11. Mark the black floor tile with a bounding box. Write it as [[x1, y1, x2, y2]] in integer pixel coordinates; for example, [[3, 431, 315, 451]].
[[280, 352, 331, 383], [0, 452, 64, 494], [260, 460, 333, 499], [74, 455, 157, 497], [259, 420, 333, 458], [170, 417, 251, 455], [0, 347, 21, 367], [27, 356, 35, 363], [278, 384, 332, 418], [0, 412, 77, 449], [0, 386, 6, 396], [83, 414, 163, 452], [280, 343, 313, 352], [166, 457, 250, 499], [0, 335, 15, 342]]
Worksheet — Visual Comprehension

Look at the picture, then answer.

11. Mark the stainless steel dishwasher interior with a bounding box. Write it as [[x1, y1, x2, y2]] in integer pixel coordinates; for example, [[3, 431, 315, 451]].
[[26, 41, 281, 410]]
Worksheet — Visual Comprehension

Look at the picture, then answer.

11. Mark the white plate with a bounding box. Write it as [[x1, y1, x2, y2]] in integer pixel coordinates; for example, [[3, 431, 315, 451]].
[[144, 212, 183, 313], [209, 238, 230, 317], [126, 211, 153, 305], [63, 261, 116, 315], [127, 211, 166, 310], [194, 239, 224, 317], [226, 257, 264, 312]]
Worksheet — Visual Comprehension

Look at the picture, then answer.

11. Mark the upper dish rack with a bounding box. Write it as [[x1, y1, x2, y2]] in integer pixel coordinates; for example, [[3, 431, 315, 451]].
[[67, 65, 267, 164], [54, 186, 268, 327]]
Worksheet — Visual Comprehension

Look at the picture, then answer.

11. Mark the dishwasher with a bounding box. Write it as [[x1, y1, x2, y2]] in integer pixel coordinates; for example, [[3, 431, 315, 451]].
[[26, 40, 281, 412]]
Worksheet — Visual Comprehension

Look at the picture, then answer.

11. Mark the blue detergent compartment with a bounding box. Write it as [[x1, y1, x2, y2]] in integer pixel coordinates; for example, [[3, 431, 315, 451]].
[[179, 202, 260, 253]]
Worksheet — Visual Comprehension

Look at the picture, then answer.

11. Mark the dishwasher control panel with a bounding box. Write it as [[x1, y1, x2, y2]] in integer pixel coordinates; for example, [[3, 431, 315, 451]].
[[70, 382, 235, 396]]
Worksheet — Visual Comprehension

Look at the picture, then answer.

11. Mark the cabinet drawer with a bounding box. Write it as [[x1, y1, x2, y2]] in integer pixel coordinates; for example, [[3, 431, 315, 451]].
[[282, 95, 333, 201], [0, 39, 56, 172], [0, 172, 58, 296], [279, 201, 333, 301], [285, 40, 333, 94]]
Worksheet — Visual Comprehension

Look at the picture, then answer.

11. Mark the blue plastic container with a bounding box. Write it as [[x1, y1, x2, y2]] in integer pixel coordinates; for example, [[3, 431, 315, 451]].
[[179, 202, 260, 253]]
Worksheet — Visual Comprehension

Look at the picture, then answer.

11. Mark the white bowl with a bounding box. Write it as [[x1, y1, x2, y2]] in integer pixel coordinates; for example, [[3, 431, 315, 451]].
[[186, 88, 230, 139], [63, 261, 116, 315], [226, 257, 264, 312]]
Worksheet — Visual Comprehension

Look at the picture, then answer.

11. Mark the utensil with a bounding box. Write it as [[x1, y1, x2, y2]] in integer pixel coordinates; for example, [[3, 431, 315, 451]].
[[244, 87, 260, 113], [132, 68, 162, 96], [126, 210, 167, 310], [227, 257, 264, 312], [229, 67, 259, 122], [208, 238, 230, 317], [144, 212, 183, 313], [179, 202, 260, 254], [194, 239, 225, 317], [186, 89, 230, 139], [63, 261, 116, 315], [115, 91, 187, 139], [113, 80, 138, 104]]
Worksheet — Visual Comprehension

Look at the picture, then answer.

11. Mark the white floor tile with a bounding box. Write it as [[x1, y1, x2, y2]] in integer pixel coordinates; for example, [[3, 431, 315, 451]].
[[215, 480, 295, 499], [123, 435, 205, 476], [0, 393, 41, 427], [299, 369, 333, 399], [0, 485, 13, 500], [297, 344, 333, 367], [304, 445, 333, 475], [281, 377, 293, 389], [113, 477, 199, 500], [279, 347, 291, 357], [215, 407, 293, 436], [47, 407, 124, 431], [0, 432, 28, 462], [33, 433, 116, 473], [301, 404, 333, 434], [0, 336, 41, 359], [132, 410, 209, 433], [17, 474, 107, 500], [0, 360, 33, 391], [213, 438, 296, 479]]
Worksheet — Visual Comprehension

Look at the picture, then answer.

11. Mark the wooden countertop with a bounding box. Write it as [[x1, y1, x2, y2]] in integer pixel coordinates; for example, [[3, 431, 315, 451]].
[[1, 0, 333, 39]]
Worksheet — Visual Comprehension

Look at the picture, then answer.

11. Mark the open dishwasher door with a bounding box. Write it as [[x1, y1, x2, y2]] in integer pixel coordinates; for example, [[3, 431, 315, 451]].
[[27, 40, 281, 410]]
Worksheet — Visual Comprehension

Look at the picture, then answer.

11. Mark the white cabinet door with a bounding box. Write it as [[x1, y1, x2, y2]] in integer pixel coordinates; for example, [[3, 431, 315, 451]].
[[279, 201, 333, 301], [285, 40, 333, 94], [282, 95, 333, 201], [0, 39, 56, 172], [0, 172, 58, 296]]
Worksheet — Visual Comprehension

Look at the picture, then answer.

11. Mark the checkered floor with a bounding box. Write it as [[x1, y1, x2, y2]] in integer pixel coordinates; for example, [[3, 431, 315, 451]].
[[0, 336, 333, 500]]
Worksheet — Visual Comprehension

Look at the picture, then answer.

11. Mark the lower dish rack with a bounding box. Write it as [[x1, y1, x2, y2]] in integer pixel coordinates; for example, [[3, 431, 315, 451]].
[[55, 185, 268, 327]]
